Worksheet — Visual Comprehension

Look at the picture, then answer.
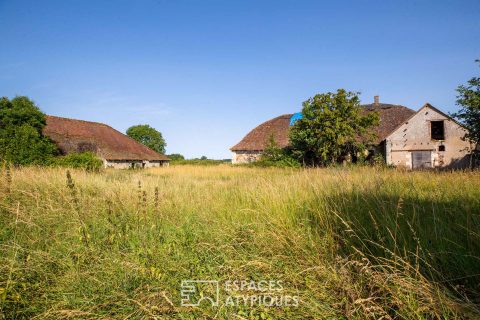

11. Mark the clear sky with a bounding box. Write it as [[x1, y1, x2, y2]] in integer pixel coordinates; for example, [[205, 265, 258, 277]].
[[1, 0, 479, 159]]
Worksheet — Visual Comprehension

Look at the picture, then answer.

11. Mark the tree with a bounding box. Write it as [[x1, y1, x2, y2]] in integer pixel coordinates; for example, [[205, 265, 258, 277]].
[[289, 89, 379, 166], [453, 60, 480, 150], [258, 134, 300, 167], [167, 153, 185, 161], [126, 124, 166, 154], [0, 96, 58, 165], [261, 134, 284, 162]]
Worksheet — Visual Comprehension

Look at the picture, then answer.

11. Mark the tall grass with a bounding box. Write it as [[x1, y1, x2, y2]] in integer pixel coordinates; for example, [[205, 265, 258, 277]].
[[0, 165, 479, 319]]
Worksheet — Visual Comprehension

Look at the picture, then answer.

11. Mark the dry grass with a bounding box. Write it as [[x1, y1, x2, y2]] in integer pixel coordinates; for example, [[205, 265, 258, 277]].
[[0, 165, 479, 319]]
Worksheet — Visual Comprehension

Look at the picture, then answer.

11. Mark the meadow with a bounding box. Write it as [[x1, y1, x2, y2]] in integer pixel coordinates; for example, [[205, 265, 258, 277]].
[[0, 165, 479, 319]]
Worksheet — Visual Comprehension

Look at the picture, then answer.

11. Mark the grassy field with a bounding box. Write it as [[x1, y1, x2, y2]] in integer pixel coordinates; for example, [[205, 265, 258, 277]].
[[1, 165, 479, 319]]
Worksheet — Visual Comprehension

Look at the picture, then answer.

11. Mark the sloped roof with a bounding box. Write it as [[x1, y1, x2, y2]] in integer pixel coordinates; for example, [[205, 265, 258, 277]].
[[361, 103, 416, 143], [44, 116, 169, 161], [230, 104, 416, 151], [230, 114, 293, 151]]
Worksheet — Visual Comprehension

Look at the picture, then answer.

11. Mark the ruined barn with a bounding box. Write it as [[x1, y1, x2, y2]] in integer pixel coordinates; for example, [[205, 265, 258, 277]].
[[231, 97, 474, 169], [44, 116, 170, 169], [384, 103, 473, 169]]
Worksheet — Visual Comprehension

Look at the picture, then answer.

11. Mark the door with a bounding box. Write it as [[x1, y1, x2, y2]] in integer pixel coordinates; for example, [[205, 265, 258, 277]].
[[411, 151, 432, 169]]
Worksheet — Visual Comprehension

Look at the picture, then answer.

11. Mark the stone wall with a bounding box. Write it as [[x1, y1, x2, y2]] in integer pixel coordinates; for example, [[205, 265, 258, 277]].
[[231, 151, 262, 164], [385, 105, 473, 169], [104, 160, 169, 169]]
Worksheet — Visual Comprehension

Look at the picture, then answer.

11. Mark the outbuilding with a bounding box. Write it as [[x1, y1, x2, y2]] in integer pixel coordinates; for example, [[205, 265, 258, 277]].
[[44, 116, 170, 168], [384, 103, 473, 169], [231, 97, 474, 169]]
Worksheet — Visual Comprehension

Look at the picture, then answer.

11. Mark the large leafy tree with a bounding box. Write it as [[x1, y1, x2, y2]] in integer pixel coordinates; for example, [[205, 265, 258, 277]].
[[0, 96, 58, 165], [453, 60, 480, 148], [290, 89, 379, 166], [126, 124, 166, 154]]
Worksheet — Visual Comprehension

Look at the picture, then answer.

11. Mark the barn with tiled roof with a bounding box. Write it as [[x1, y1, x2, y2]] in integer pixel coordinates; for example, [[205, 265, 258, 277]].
[[231, 96, 474, 168], [230, 96, 415, 164], [231, 114, 293, 152], [44, 116, 170, 169]]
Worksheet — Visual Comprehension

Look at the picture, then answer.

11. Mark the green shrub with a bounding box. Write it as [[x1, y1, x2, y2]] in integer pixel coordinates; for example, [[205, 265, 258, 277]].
[[252, 135, 301, 168], [251, 156, 301, 168], [370, 153, 386, 166], [53, 152, 103, 171], [171, 159, 228, 166]]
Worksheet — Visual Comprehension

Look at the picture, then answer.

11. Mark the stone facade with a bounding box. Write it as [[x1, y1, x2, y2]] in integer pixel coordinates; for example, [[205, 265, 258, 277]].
[[232, 104, 474, 169], [385, 104, 473, 169], [104, 160, 170, 169], [231, 151, 262, 164]]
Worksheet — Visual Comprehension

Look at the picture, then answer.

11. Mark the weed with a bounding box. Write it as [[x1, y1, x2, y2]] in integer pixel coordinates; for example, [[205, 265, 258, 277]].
[[0, 165, 478, 319]]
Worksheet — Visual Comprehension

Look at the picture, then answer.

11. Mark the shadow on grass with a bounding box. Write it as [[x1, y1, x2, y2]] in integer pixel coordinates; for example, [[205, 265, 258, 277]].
[[299, 189, 480, 301]]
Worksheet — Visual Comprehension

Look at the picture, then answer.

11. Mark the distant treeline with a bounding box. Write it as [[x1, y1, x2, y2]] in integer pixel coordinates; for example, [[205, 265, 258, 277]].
[[167, 154, 231, 166]]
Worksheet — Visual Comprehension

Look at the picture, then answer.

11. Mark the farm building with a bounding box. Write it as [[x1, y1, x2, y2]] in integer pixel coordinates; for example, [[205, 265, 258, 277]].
[[44, 116, 170, 169], [231, 97, 474, 169], [384, 103, 472, 169]]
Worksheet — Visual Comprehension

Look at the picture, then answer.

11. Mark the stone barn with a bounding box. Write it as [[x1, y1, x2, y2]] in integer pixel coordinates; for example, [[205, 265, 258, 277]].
[[44, 116, 170, 169], [384, 103, 473, 169], [231, 97, 474, 169]]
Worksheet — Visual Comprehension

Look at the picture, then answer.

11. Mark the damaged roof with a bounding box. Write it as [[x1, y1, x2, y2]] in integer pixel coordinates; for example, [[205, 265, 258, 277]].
[[44, 116, 170, 161], [231, 104, 416, 151]]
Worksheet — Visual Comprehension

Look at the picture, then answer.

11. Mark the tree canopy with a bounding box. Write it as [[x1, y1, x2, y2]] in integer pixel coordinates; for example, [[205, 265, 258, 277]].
[[126, 124, 166, 154], [167, 153, 185, 161], [289, 89, 379, 166], [0, 96, 58, 165], [453, 60, 480, 147]]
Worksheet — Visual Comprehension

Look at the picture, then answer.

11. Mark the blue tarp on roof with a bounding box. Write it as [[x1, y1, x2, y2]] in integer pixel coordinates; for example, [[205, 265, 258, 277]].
[[289, 112, 303, 126]]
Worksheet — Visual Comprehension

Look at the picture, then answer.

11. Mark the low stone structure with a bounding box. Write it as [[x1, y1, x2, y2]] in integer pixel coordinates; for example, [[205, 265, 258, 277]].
[[102, 159, 168, 169], [231, 97, 474, 169], [44, 116, 170, 168], [231, 150, 263, 164]]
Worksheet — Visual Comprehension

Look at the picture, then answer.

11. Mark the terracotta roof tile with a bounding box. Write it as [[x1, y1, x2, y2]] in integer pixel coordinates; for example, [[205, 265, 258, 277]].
[[231, 104, 416, 151], [361, 103, 416, 143], [230, 114, 293, 151], [44, 116, 169, 161]]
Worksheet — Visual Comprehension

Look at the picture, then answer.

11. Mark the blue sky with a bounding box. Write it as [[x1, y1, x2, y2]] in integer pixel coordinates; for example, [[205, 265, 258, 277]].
[[1, 0, 479, 159]]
